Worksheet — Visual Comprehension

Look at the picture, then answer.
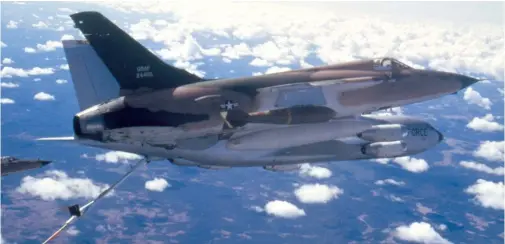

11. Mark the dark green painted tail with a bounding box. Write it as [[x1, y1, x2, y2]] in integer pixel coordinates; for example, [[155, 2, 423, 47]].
[[70, 11, 204, 93]]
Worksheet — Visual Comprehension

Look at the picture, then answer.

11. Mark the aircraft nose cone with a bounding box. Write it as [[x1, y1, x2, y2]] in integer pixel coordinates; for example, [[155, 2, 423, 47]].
[[40, 160, 52, 166], [458, 74, 479, 89]]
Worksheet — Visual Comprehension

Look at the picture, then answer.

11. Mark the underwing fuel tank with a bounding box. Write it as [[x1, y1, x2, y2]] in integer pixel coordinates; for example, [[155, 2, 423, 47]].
[[361, 141, 407, 158], [227, 119, 370, 150], [226, 115, 443, 151], [357, 124, 408, 142], [263, 164, 302, 172]]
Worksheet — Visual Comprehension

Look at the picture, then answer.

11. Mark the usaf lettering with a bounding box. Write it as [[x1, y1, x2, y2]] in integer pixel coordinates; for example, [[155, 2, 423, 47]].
[[136, 65, 154, 79], [408, 128, 427, 137]]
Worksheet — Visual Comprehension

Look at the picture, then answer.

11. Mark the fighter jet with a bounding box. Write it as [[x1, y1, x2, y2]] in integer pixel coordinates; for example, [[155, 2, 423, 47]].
[[38, 11, 478, 170], [39, 11, 481, 243], [1, 156, 52, 176]]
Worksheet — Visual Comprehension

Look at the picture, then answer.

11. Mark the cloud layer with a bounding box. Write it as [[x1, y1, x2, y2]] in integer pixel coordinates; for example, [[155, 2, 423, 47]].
[[460, 161, 504, 176], [33, 92, 55, 101], [294, 184, 344, 204], [16, 170, 110, 201], [298, 164, 332, 179], [394, 222, 452, 244], [473, 141, 504, 162], [467, 114, 504, 132], [465, 179, 504, 210], [264, 200, 306, 219], [93, 151, 143, 164], [145, 178, 170, 192], [93, 2, 503, 81]]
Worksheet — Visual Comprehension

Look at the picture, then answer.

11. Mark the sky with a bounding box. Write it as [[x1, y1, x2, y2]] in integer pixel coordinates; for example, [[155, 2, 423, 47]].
[[0, 1, 504, 244]]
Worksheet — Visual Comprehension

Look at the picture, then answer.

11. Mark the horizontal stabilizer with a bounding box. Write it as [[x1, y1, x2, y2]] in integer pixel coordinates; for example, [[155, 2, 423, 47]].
[[36, 136, 75, 141]]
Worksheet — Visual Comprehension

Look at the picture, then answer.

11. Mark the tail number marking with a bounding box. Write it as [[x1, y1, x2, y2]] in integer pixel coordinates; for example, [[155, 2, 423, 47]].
[[136, 65, 153, 79]]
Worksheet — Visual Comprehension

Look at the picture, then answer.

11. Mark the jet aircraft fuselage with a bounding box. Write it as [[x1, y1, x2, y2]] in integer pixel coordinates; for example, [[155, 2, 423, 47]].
[[39, 11, 479, 170]]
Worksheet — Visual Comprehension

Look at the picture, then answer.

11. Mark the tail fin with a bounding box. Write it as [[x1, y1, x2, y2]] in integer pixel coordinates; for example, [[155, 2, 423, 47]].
[[62, 40, 120, 110], [69, 11, 205, 95]]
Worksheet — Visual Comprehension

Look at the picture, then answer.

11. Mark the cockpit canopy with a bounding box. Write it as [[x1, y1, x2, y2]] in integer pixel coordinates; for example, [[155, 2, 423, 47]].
[[373, 57, 413, 70]]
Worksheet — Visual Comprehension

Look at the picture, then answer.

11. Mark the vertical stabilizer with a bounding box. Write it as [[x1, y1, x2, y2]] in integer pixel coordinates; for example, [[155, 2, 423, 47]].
[[69, 11, 205, 95]]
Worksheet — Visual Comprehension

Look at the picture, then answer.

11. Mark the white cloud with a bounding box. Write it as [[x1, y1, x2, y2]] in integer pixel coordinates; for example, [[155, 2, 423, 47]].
[[394, 222, 452, 244], [1, 82, 19, 88], [375, 179, 405, 186], [58, 7, 74, 13], [1, 66, 54, 78], [66, 226, 80, 236], [389, 195, 404, 202], [265, 66, 291, 74], [24, 47, 36, 53], [437, 224, 447, 231], [465, 179, 504, 210], [32, 21, 49, 29], [154, 35, 220, 62], [393, 156, 429, 173], [250, 205, 264, 213], [460, 161, 504, 176], [251, 41, 295, 64], [60, 34, 75, 41], [37, 41, 63, 52], [249, 58, 270, 67], [34, 92, 55, 101], [294, 184, 343, 204], [154, 19, 168, 26], [56, 79, 68, 84], [0, 98, 15, 104], [373, 158, 390, 164], [1, 41, 6, 48], [145, 178, 170, 192], [264, 200, 305, 219], [25, 41, 63, 53], [467, 114, 504, 132], [60, 64, 69, 70], [498, 88, 504, 95], [94, 151, 142, 164], [299, 163, 332, 179], [172, 60, 205, 77], [221, 43, 251, 60], [463, 87, 492, 110], [2, 58, 14, 64], [16, 170, 110, 201], [6, 20, 18, 29], [473, 141, 504, 162]]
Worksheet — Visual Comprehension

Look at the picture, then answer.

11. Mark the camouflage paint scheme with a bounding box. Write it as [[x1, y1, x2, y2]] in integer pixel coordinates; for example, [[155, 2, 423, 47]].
[[39, 11, 478, 170], [1, 156, 52, 176]]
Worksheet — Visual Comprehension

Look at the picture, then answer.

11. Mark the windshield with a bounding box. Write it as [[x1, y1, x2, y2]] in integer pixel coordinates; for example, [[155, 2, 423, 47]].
[[392, 59, 413, 69]]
